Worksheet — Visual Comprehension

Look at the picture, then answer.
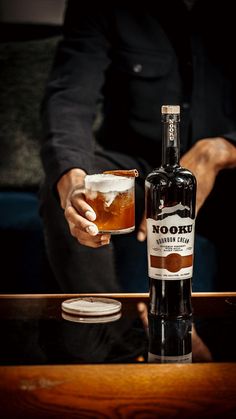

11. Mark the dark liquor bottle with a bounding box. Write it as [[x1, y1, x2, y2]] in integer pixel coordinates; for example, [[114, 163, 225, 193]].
[[148, 314, 193, 363], [145, 105, 197, 318]]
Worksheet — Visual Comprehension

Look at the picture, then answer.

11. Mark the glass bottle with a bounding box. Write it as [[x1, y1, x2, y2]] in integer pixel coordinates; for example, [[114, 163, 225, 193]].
[[145, 105, 196, 318]]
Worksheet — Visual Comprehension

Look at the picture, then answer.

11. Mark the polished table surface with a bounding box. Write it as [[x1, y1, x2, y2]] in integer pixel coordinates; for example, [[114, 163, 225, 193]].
[[0, 292, 236, 418]]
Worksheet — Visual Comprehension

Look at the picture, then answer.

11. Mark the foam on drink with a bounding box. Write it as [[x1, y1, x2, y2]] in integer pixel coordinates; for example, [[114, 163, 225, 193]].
[[85, 174, 134, 207], [85, 174, 133, 193]]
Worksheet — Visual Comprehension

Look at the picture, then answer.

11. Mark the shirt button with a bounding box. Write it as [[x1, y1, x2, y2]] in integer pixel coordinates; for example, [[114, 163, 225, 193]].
[[133, 63, 142, 73]]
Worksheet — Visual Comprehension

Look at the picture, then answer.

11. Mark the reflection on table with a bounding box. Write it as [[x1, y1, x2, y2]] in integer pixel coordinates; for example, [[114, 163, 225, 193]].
[[0, 294, 235, 365], [0, 293, 236, 418]]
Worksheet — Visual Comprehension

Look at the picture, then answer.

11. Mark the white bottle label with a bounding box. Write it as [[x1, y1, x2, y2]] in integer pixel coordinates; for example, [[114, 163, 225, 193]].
[[148, 352, 192, 363], [147, 204, 195, 280]]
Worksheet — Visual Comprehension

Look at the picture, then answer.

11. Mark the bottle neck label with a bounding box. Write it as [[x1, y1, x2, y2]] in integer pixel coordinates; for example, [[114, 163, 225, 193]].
[[166, 117, 177, 143], [147, 206, 195, 280], [162, 114, 180, 165], [148, 352, 192, 363]]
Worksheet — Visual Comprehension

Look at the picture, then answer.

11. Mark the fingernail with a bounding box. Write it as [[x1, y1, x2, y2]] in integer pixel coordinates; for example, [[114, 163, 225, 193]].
[[100, 235, 109, 240], [101, 241, 109, 246], [137, 231, 146, 242], [85, 210, 96, 221], [86, 225, 98, 235], [101, 238, 110, 245]]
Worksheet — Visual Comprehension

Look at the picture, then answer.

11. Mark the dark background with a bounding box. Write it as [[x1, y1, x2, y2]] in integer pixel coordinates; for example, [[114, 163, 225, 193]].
[[0, 0, 66, 293]]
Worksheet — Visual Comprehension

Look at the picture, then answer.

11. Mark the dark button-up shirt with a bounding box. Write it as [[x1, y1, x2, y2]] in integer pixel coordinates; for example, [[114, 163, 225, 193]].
[[41, 0, 236, 188]]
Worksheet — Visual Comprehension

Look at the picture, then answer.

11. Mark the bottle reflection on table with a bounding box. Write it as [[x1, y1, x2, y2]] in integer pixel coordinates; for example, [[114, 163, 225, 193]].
[[137, 302, 213, 363], [148, 314, 193, 363]]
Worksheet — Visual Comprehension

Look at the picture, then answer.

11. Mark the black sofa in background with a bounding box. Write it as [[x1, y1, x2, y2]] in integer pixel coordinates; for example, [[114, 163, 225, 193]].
[[0, 24, 61, 293]]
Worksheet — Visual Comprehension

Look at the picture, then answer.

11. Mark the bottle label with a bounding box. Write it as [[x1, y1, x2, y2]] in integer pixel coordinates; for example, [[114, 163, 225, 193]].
[[147, 206, 195, 280], [148, 352, 192, 363]]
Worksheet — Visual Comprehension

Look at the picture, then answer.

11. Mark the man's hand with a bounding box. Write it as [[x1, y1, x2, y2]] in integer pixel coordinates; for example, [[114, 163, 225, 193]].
[[180, 137, 236, 213], [57, 168, 111, 247], [137, 137, 236, 242]]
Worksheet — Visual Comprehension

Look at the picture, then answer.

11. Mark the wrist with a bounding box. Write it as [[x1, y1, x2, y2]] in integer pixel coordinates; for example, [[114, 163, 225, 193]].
[[211, 137, 236, 171], [57, 168, 86, 209], [197, 137, 236, 173]]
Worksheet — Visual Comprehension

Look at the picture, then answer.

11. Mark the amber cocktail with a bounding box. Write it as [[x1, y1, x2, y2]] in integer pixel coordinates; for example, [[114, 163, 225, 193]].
[[85, 173, 135, 234]]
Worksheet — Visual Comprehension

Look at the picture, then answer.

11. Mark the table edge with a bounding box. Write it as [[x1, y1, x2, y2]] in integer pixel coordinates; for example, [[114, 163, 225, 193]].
[[0, 292, 236, 299]]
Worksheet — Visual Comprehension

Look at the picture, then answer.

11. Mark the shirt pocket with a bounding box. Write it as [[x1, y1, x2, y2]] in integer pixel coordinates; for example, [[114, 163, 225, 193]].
[[108, 49, 175, 134], [111, 48, 173, 79]]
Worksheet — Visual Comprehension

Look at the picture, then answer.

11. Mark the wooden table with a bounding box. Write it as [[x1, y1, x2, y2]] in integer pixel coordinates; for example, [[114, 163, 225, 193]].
[[0, 292, 236, 418]]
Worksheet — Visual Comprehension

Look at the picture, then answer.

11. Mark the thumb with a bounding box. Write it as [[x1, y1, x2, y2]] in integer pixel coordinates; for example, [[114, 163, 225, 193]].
[[137, 213, 147, 242]]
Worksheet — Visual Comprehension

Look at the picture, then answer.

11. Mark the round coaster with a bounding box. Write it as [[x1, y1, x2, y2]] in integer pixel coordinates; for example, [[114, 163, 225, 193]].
[[61, 310, 122, 324], [61, 297, 122, 317]]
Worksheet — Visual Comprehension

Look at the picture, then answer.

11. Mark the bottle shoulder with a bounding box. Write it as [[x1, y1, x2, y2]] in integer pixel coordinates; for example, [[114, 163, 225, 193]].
[[146, 165, 196, 187]]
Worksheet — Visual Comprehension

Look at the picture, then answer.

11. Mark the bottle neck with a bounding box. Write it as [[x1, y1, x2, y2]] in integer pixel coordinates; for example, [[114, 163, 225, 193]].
[[162, 113, 180, 167]]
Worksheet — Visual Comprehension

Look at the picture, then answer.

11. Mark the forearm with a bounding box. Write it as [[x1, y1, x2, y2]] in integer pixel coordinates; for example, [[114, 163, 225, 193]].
[[205, 137, 236, 173], [186, 137, 236, 175], [40, 3, 111, 190], [180, 137, 236, 214]]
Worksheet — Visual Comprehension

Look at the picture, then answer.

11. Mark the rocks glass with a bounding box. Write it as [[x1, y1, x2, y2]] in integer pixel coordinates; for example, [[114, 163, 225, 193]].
[[84, 170, 138, 234]]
